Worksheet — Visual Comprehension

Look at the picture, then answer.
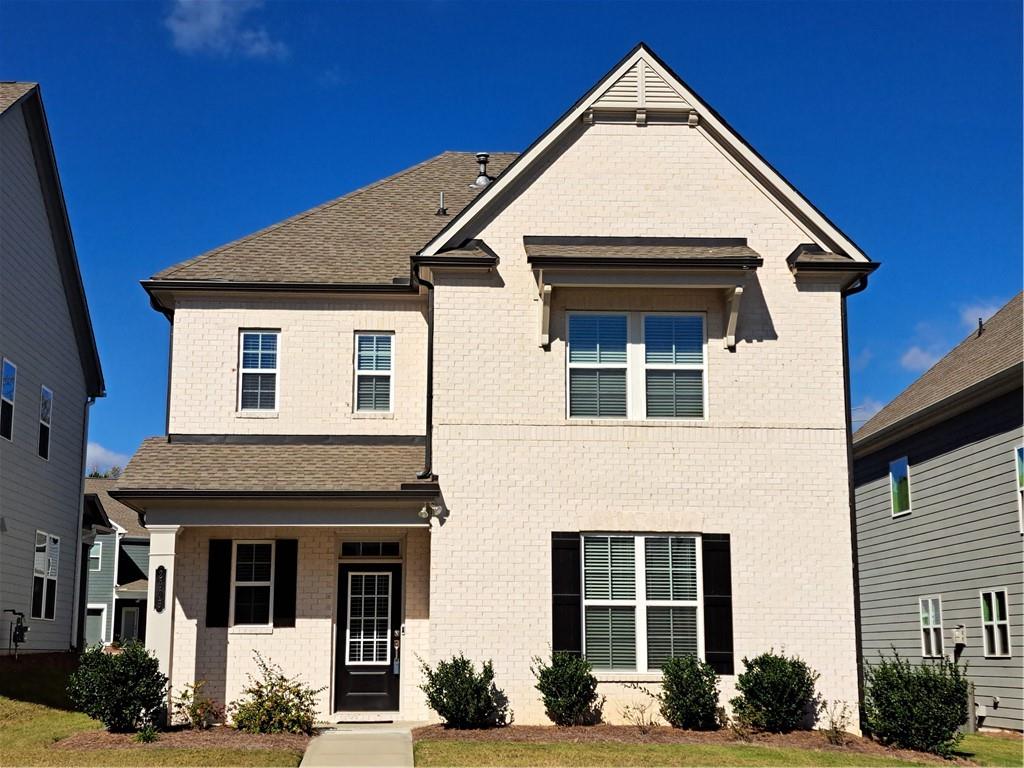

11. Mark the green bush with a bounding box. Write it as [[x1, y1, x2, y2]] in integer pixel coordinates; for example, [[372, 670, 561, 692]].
[[730, 650, 820, 733], [532, 652, 603, 725], [659, 656, 721, 730], [67, 642, 168, 732], [864, 652, 968, 756], [230, 653, 324, 734], [174, 680, 224, 730], [420, 654, 510, 728]]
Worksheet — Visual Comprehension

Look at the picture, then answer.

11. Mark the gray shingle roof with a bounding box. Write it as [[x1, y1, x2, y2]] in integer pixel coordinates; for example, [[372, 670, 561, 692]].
[[84, 478, 147, 537], [523, 236, 762, 264], [855, 292, 1023, 444], [152, 152, 517, 285], [0, 82, 36, 114]]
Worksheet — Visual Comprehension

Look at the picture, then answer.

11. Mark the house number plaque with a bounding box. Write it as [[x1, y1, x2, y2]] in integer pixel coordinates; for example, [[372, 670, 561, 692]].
[[154, 566, 167, 613]]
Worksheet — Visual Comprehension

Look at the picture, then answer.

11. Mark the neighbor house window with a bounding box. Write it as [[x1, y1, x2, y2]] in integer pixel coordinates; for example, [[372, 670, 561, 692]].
[[581, 534, 701, 671], [231, 541, 274, 625], [890, 456, 912, 517], [1016, 447, 1023, 533], [31, 531, 59, 620], [238, 331, 278, 411], [980, 589, 1011, 658], [354, 333, 393, 412], [1, 358, 15, 440], [919, 596, 943, 658], [37, 386, 52, 460], [89, 542, 102, 571], [567, 314, 629, 419], [644, 315, 706, 418]]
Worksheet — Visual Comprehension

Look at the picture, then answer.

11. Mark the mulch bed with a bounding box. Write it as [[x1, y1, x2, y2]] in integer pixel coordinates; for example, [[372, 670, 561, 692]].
[[55, 725, 311, 751], [412, 724, 966, 765]]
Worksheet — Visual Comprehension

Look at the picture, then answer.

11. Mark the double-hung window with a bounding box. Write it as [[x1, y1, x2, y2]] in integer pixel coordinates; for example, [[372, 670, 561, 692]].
[[582, 533, 701, 672], [919, 596, 943, 658], [239, 331, 278, 411], [231, 541, 274, 626], [31, 531, 59, 620], [37, 386, 52, 460], [890, 457, 912, 517], [89, 542, 102, 571], [354, 333, 393, 412], [1015, 447, 1023, 533], [644, 315, 706, 418], [567, 315, 628, 418], [1, 358, 15, 440], [980, 589, 1011, 658]]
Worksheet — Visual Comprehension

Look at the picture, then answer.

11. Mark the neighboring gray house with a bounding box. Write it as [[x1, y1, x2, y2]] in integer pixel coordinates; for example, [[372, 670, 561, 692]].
[[0, 82, 105, 653], [853, 292, 1023, 731], [83, 478, 149, 646]]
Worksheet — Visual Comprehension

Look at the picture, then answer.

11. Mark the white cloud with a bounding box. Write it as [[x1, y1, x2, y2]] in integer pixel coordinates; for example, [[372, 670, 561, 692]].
[[851, 347, 873, 372], [959, 299, 1004, 331], [852, 397, 884, 428], [165, 0, 288, 59], [86, 442, 131, 472], [900, 345, 940, 372]]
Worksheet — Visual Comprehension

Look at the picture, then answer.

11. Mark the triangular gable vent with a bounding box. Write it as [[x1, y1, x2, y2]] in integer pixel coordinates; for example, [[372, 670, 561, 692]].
[[593, 59, 690, 110]]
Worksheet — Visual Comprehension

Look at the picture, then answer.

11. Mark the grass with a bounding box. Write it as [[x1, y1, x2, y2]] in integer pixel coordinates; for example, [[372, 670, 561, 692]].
[[956, 734, 1024, 767]]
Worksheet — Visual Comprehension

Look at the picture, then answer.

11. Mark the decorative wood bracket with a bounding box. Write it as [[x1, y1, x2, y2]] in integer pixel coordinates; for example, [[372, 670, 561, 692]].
[[539, 281, 552, 348], [724, 284, 743, 350]]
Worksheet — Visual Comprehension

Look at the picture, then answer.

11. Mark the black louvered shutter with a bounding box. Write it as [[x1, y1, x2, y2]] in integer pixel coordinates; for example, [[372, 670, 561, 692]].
[[273, 539, 298, 628], [702, 533, 734, 674], [551, 532, 582, 655], [206, 539, 232, 627]]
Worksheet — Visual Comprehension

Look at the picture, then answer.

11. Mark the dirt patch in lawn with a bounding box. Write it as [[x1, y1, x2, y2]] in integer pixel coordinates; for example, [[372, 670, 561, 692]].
[[412, 725, 965, 765], [55, 726, 311, 751]]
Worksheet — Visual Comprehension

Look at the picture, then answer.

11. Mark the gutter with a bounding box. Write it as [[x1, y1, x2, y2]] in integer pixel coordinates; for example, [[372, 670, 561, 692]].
[[70, 394, 96, 651], [413, 267, 437, 480]]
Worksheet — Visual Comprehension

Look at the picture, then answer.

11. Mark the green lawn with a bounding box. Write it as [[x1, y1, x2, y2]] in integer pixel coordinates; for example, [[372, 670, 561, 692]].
[[956, 734, 1024, 767]]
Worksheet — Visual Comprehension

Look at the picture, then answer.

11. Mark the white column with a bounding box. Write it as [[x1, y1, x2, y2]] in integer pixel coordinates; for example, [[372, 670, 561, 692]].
[[146, 525, 181, 681]]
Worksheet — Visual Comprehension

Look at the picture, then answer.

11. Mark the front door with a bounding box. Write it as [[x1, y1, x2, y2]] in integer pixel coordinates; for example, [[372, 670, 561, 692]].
[[121, 607, 140, 641], [335, 564, 401, 712]]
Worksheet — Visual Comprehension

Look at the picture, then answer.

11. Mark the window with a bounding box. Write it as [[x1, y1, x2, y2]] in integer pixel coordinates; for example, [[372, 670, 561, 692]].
[[568, 314, 628, 418], [581, 534, 701, 671], [341, 541, 400, 558], [1016, 447, 1023, 533], [346, 572, 392, 664], [231, 541, 274, 625], [89, 542, 102, 571], [919, 596, 943, 658], [354, 333, 393, 412], [1, 358, 15, 440], [644, 315, 706, 418], [37, 386, 52, 460], [31, 531, 59, 620], [238, 331, 278, 411], [890, 456, 912, 517], [981, 589, 1011, 658]]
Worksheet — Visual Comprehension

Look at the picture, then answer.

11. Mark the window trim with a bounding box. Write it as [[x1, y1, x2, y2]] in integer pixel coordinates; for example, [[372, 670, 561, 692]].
[[37, 385, 53, 461], [918, 595, 943, 658], [1, 357, 16, 441], [579, 532, 704, 673], [30, 530, 59, 621], [344, 570, 394, 666], [229, 540, 275, 628], [1015, 446, 1023, 534], [237, 330, 280, 413], [353, 331, 395, 414], [980, 588, 1012, 659], [89, 541, 102, 572], [889, 456, 912, 518], [86, 603, 108, 644]]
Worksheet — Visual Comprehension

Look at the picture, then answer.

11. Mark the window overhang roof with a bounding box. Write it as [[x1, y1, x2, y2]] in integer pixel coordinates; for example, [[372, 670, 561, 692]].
[[524, 236, 763, 270]]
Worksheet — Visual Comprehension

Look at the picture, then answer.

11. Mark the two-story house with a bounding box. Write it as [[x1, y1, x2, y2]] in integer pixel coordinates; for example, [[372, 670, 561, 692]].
[[0, 82, 105, 654], [113, 44, 877, 723]]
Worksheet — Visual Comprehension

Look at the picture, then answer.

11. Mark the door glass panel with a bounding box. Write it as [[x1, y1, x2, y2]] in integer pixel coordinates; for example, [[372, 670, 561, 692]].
[[347, 573, 391, 665]]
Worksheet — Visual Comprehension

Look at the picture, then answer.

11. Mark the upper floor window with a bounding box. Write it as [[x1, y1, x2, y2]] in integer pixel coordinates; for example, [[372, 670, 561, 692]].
[[1, 358, 15, 440], [1015, 447, 1023, 533], [980, 589, 1011, 658], [354, 333, 393, 412], [238, 331, 278, 411], [919, 596, 943, 658], [567, 312, 706, 420], [89, 542, 102, 571], [889, 456, 911, 517], [31, 531, 59, 620], [37, 386, 53, 460]]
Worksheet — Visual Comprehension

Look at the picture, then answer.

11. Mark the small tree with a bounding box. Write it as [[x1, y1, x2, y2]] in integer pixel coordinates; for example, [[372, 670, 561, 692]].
[[532, 651, 603, 725], [730, 650, 820, 733], [68, 642, 168, 732]]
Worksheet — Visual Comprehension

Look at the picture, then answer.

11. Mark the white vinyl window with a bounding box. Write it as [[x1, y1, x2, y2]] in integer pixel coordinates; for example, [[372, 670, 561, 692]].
[[581, 533, 702, 672], [346, 572, 392, 665], [1, 357, 15, 441], [567, 314, 628, 418], [980, 589, 1011, 658], [89, 542, 102, 571], [37, 386, 53, 460], [31, 531, 59, 620], [890, 456, 912, 517], [1015, 447, 1023, 534], [238, 331, 279, 411], [643, 314, 706, 418], [230, 541, 275, 626], [919, 596, 943, 658], [354, 333, 393, 412]]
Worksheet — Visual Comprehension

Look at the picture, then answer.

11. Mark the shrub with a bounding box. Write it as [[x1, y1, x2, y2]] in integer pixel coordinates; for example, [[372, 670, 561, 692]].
[[420, 654, 510, 728], [659, 656, 721, 730], [730, 650, 820, 733], [67, 641, 168, 732], [229, 653, 324, 734], [174, 680, 224, 730], [134, 723, 158, 743], [620, 699, 660, 733], [863, 652, 968, 756], [821, 700, 852, 746], [531, 651, 603, 726]]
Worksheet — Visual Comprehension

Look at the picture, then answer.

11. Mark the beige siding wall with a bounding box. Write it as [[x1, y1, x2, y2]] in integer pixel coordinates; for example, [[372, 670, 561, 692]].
[[168, 297, 426, 436]]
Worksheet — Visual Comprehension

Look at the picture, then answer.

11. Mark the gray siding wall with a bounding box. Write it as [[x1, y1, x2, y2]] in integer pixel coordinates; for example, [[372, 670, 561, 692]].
[[119, 539, 149, 583], [0, 101, 89, 652], [85, 533, 115, 642], [854, 390, 1024, 730]]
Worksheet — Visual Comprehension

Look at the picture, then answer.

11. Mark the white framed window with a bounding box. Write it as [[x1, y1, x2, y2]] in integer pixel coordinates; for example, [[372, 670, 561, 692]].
[[580, 533, 702, 672], [890, 456, 912, 517], [238, 331, 279, 411], [980, 589, 1011, 658], [643, 314, 707, 419], [230, 541, 275, 626], [89, 542, 102, 571], [919, 596, 943, 658], [31, 531, 59, 620], [345, 571, 392, 665], [1, 357, 15, 441], [1015, 446, 1023, 534], [567, 314, 628, 419], [354, 333, 393, 412], [37, 386, 53, 460]]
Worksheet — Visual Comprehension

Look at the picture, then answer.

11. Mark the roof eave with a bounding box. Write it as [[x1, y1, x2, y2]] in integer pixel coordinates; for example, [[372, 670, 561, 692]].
[[526, 256, 763, 270]]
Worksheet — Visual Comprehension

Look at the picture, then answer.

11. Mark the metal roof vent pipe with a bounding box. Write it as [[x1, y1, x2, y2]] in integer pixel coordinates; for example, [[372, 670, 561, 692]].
[[471, 152, 492, 188]]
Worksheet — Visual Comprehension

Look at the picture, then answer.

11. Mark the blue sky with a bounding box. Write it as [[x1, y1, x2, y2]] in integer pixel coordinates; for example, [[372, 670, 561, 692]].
[[3, 1, 1021, 469]]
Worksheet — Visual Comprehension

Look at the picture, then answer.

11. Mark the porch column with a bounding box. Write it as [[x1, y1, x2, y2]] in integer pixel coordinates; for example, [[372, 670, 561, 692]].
[[146, 525, 180, 681]]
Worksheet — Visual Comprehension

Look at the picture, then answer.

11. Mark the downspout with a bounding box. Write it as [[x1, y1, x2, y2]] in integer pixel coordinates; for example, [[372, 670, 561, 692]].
[[71, 395, 96, 651], [414, 267, 436, 480]]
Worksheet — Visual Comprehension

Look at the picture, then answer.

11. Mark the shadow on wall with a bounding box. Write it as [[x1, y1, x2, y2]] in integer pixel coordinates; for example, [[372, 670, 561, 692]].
[[735, 273, 777, 346]]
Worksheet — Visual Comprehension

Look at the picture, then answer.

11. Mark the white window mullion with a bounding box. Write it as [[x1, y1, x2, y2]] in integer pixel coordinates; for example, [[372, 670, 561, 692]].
[[635, 536, 648, 673]]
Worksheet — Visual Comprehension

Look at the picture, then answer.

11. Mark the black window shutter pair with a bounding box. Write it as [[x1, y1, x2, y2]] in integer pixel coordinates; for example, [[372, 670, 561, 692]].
[[206, 539, 298, 628], [549, 532, 733, 673]]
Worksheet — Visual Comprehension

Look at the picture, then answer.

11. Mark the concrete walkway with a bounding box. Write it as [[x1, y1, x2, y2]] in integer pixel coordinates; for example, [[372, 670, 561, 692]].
[[300, 723, 417, 768]]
